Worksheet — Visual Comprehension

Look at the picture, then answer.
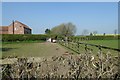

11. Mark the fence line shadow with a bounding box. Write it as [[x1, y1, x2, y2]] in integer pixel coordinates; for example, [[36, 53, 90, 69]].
[[0, 48, 18, 52]]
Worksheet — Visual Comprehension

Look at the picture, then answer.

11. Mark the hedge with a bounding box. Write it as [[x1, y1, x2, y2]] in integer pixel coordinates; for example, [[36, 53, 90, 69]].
[[1, 34, 50, 42], [1, 34, 120, 42]]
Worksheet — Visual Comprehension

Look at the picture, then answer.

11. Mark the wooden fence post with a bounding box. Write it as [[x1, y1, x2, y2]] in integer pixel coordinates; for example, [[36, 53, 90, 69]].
[[77, 43, 80, 54]]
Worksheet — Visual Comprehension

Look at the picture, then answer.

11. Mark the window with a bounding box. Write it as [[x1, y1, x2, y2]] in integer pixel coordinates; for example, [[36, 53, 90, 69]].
[[15, 28, 17, 30]]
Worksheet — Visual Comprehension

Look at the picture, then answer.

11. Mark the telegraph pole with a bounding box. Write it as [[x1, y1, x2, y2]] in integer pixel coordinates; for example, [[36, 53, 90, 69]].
[[13, 20, 14, 34]]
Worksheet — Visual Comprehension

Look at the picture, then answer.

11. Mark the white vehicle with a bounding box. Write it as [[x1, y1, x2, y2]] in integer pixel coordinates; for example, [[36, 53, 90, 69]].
[[46, 38, 52, 42], [52, 39, 57, 43]]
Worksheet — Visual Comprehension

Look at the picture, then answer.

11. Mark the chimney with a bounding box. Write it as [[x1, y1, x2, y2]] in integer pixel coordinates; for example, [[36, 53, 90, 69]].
[[13, 20, 14, 34]]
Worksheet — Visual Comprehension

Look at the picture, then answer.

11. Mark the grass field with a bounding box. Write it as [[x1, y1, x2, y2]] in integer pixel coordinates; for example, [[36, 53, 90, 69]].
[[80, 40, 119, 49], [64, 40, 119, 56], [1, 42, 75, 58], [1, 40, 119, 58]]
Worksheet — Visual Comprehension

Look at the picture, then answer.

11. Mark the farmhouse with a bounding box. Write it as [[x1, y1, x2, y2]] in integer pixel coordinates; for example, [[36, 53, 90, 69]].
[[0, 20, 32, 34]]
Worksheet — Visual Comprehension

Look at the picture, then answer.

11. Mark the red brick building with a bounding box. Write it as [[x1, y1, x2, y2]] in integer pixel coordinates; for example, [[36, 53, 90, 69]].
[[0, 21, 32, 34]]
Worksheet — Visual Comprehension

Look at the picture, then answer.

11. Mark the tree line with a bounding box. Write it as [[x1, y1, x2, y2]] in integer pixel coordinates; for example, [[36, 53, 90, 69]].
[[45, 22, 118, 37], [45, 22, 76, 37]]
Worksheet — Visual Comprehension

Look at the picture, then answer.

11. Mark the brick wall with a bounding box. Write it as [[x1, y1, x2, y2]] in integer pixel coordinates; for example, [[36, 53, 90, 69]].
[[0, 21, 32, 34], [8, 22, 24, 34]]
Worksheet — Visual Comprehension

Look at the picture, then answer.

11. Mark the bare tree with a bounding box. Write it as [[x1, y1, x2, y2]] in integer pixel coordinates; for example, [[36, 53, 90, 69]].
[[93, 31, 98, 35], [114, 29, 117, 35], [82, 29, 89, 36], [51, 22, 76, 37], [65, 22, 76, 36]]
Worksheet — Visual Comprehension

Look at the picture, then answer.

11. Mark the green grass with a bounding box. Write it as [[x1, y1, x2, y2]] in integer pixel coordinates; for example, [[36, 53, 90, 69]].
[[80, 40, 119, 49], [80, 40, 119, 56], [1, 42, 74, 58], [1, 40, 119, 58], [60, 40, 119, 56], [2, 40, 45, 44]]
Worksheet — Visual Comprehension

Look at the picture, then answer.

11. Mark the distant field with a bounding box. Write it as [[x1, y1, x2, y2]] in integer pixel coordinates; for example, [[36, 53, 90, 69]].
[[1, 42, 74, 58], [80, 40, 119, 49]]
